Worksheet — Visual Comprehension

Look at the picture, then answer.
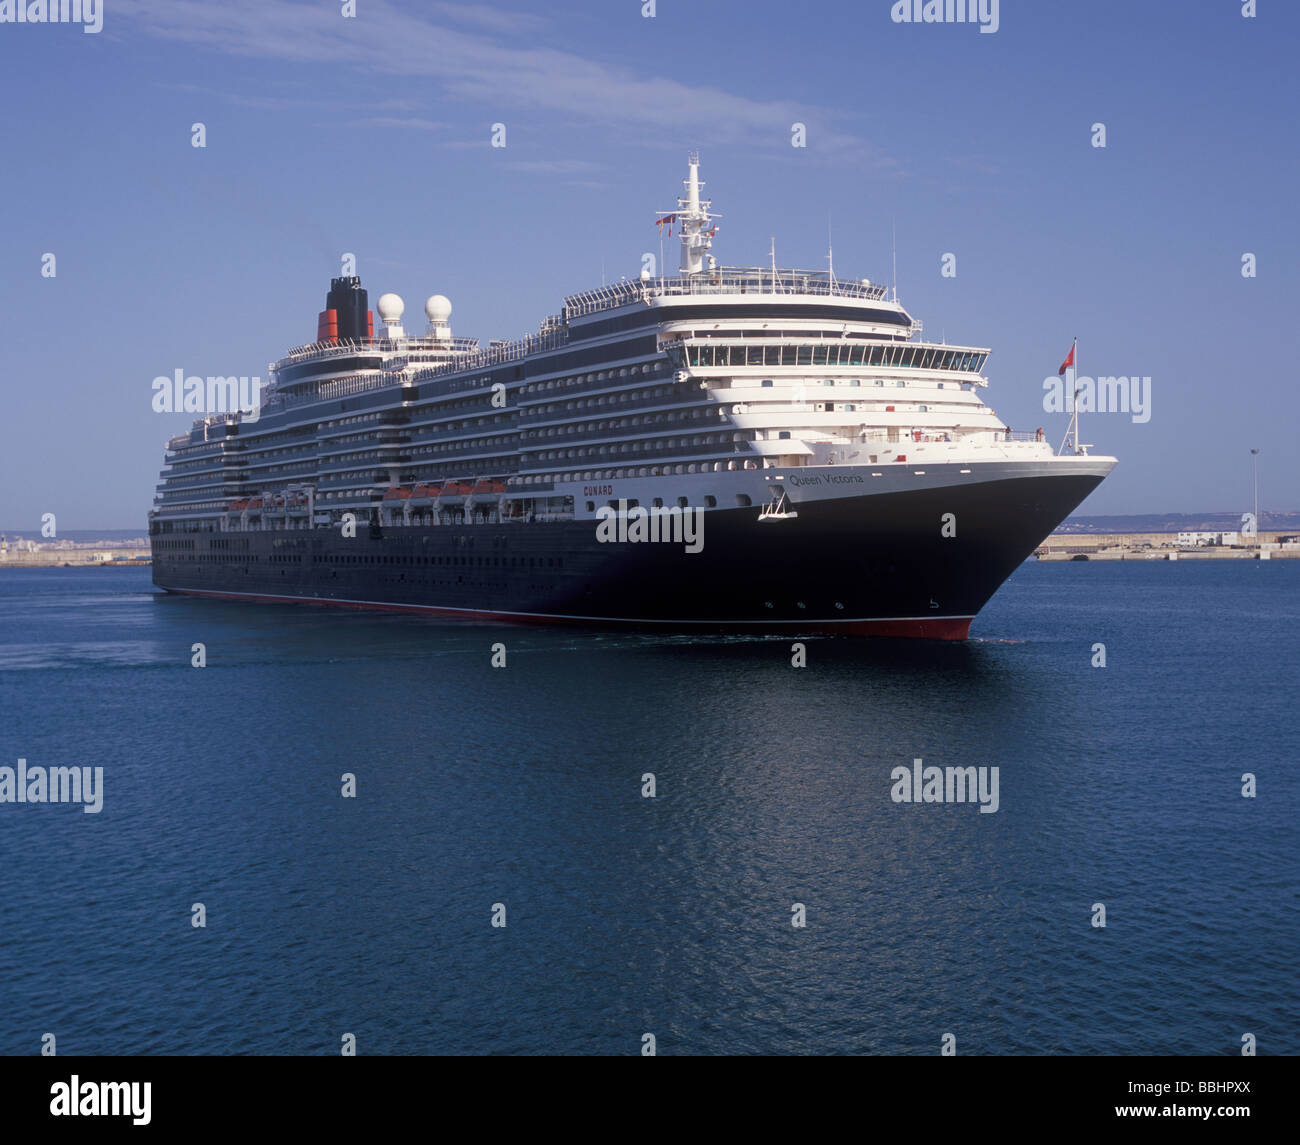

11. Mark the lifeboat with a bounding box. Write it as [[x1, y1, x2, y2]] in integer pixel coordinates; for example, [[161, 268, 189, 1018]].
[[246, 497, 264, 510], [227, 499, 248, 512], [382, 487, 412, 502]]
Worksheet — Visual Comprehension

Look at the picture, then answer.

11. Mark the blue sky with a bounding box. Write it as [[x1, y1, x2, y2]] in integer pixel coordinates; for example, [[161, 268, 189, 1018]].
[[1, 0, 1295, 528]]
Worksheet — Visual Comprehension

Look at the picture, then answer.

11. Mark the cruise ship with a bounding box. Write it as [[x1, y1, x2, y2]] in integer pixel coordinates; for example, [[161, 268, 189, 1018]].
[[149, 156, 1115, 638]]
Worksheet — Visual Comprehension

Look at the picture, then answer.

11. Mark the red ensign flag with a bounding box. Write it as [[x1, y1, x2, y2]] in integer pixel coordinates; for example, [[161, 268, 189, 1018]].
[[1058, 341, 1076, 376]]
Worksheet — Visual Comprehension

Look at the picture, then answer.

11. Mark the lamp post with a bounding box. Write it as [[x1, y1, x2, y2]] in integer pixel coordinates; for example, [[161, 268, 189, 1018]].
[[1251, 448, 1261, 550]]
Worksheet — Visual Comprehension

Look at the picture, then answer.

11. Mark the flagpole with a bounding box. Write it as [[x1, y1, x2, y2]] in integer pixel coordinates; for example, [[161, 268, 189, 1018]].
[[1074, 335, 1080, 454], [1055, 337, 1078, 457]]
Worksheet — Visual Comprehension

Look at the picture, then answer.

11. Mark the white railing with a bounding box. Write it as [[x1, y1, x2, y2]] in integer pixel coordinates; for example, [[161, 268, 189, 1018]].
[[563, 267, 893, 318]]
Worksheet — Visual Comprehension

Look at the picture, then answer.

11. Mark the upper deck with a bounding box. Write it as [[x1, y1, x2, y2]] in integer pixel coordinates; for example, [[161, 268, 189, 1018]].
[[562, 266, 892, 320]]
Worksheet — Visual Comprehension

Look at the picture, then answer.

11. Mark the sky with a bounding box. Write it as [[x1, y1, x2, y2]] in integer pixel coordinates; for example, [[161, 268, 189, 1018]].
[[0, 0, 1295, 529]]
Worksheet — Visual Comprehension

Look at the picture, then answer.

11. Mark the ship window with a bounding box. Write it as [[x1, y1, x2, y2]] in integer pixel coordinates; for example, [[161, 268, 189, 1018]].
[[796, 345, 812, 365], [897, 380, 906, 387], [677, 496, 688, 508], [761, 379, 773, 387], [778, 431, 791, 439], [652, 497, 663, 508], [704, 495, 717, 508], [735, 494, 752, 507]]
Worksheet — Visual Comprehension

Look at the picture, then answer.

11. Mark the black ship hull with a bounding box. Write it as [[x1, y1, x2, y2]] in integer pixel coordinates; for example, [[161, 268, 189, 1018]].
[[151, 471, 1104, 639]]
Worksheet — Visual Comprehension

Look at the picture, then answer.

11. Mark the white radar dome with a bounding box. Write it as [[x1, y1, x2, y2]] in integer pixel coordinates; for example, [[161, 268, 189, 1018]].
[[425, 294, 452, 323], [376, 293, 405, 323]]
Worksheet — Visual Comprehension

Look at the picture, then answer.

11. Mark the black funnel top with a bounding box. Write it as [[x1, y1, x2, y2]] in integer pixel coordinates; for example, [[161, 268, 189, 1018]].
[[326, 276, 369, 343]]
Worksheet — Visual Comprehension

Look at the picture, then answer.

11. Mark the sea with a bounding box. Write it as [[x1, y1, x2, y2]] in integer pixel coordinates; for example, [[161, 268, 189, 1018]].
[[0, 561, 1295, 1056]]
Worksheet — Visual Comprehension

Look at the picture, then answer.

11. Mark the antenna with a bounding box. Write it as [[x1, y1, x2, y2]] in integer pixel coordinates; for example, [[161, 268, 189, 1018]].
[[891, 217, 897, 303], [827, 213, 835, 288], [770, 236, 779, 293]]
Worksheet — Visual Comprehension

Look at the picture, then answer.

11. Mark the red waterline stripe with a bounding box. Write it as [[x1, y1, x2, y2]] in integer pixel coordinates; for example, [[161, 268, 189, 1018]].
[[155, 585, 974, 640]]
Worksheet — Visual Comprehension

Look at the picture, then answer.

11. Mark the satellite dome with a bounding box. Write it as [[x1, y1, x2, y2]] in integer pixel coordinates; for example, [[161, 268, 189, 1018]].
[[376, 293, 405, 322], [425, 294, 452, 323]]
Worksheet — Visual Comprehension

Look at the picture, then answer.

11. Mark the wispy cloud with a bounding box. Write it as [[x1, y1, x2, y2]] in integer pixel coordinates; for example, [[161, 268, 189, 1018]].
[[429, 1, 550, 36], [114, 0, 891, 165], [350, 116, 450, 131], [504, 159, 603, 175]]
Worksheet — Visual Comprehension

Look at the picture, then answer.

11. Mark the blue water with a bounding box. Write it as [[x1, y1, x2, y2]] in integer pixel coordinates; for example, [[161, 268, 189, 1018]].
[[0, 563, 1296, 1055]]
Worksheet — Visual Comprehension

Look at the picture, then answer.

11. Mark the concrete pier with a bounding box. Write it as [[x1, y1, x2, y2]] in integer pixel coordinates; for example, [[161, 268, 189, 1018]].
[[1036, 532, 1297, 561]]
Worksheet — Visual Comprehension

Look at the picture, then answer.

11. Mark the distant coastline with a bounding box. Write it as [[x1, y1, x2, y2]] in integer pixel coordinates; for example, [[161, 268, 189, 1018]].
[[1056, 511, 1299, 534]]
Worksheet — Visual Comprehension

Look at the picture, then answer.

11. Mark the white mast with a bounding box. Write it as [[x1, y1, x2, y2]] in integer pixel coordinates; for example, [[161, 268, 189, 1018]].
[[658, 152, 720, 276]]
